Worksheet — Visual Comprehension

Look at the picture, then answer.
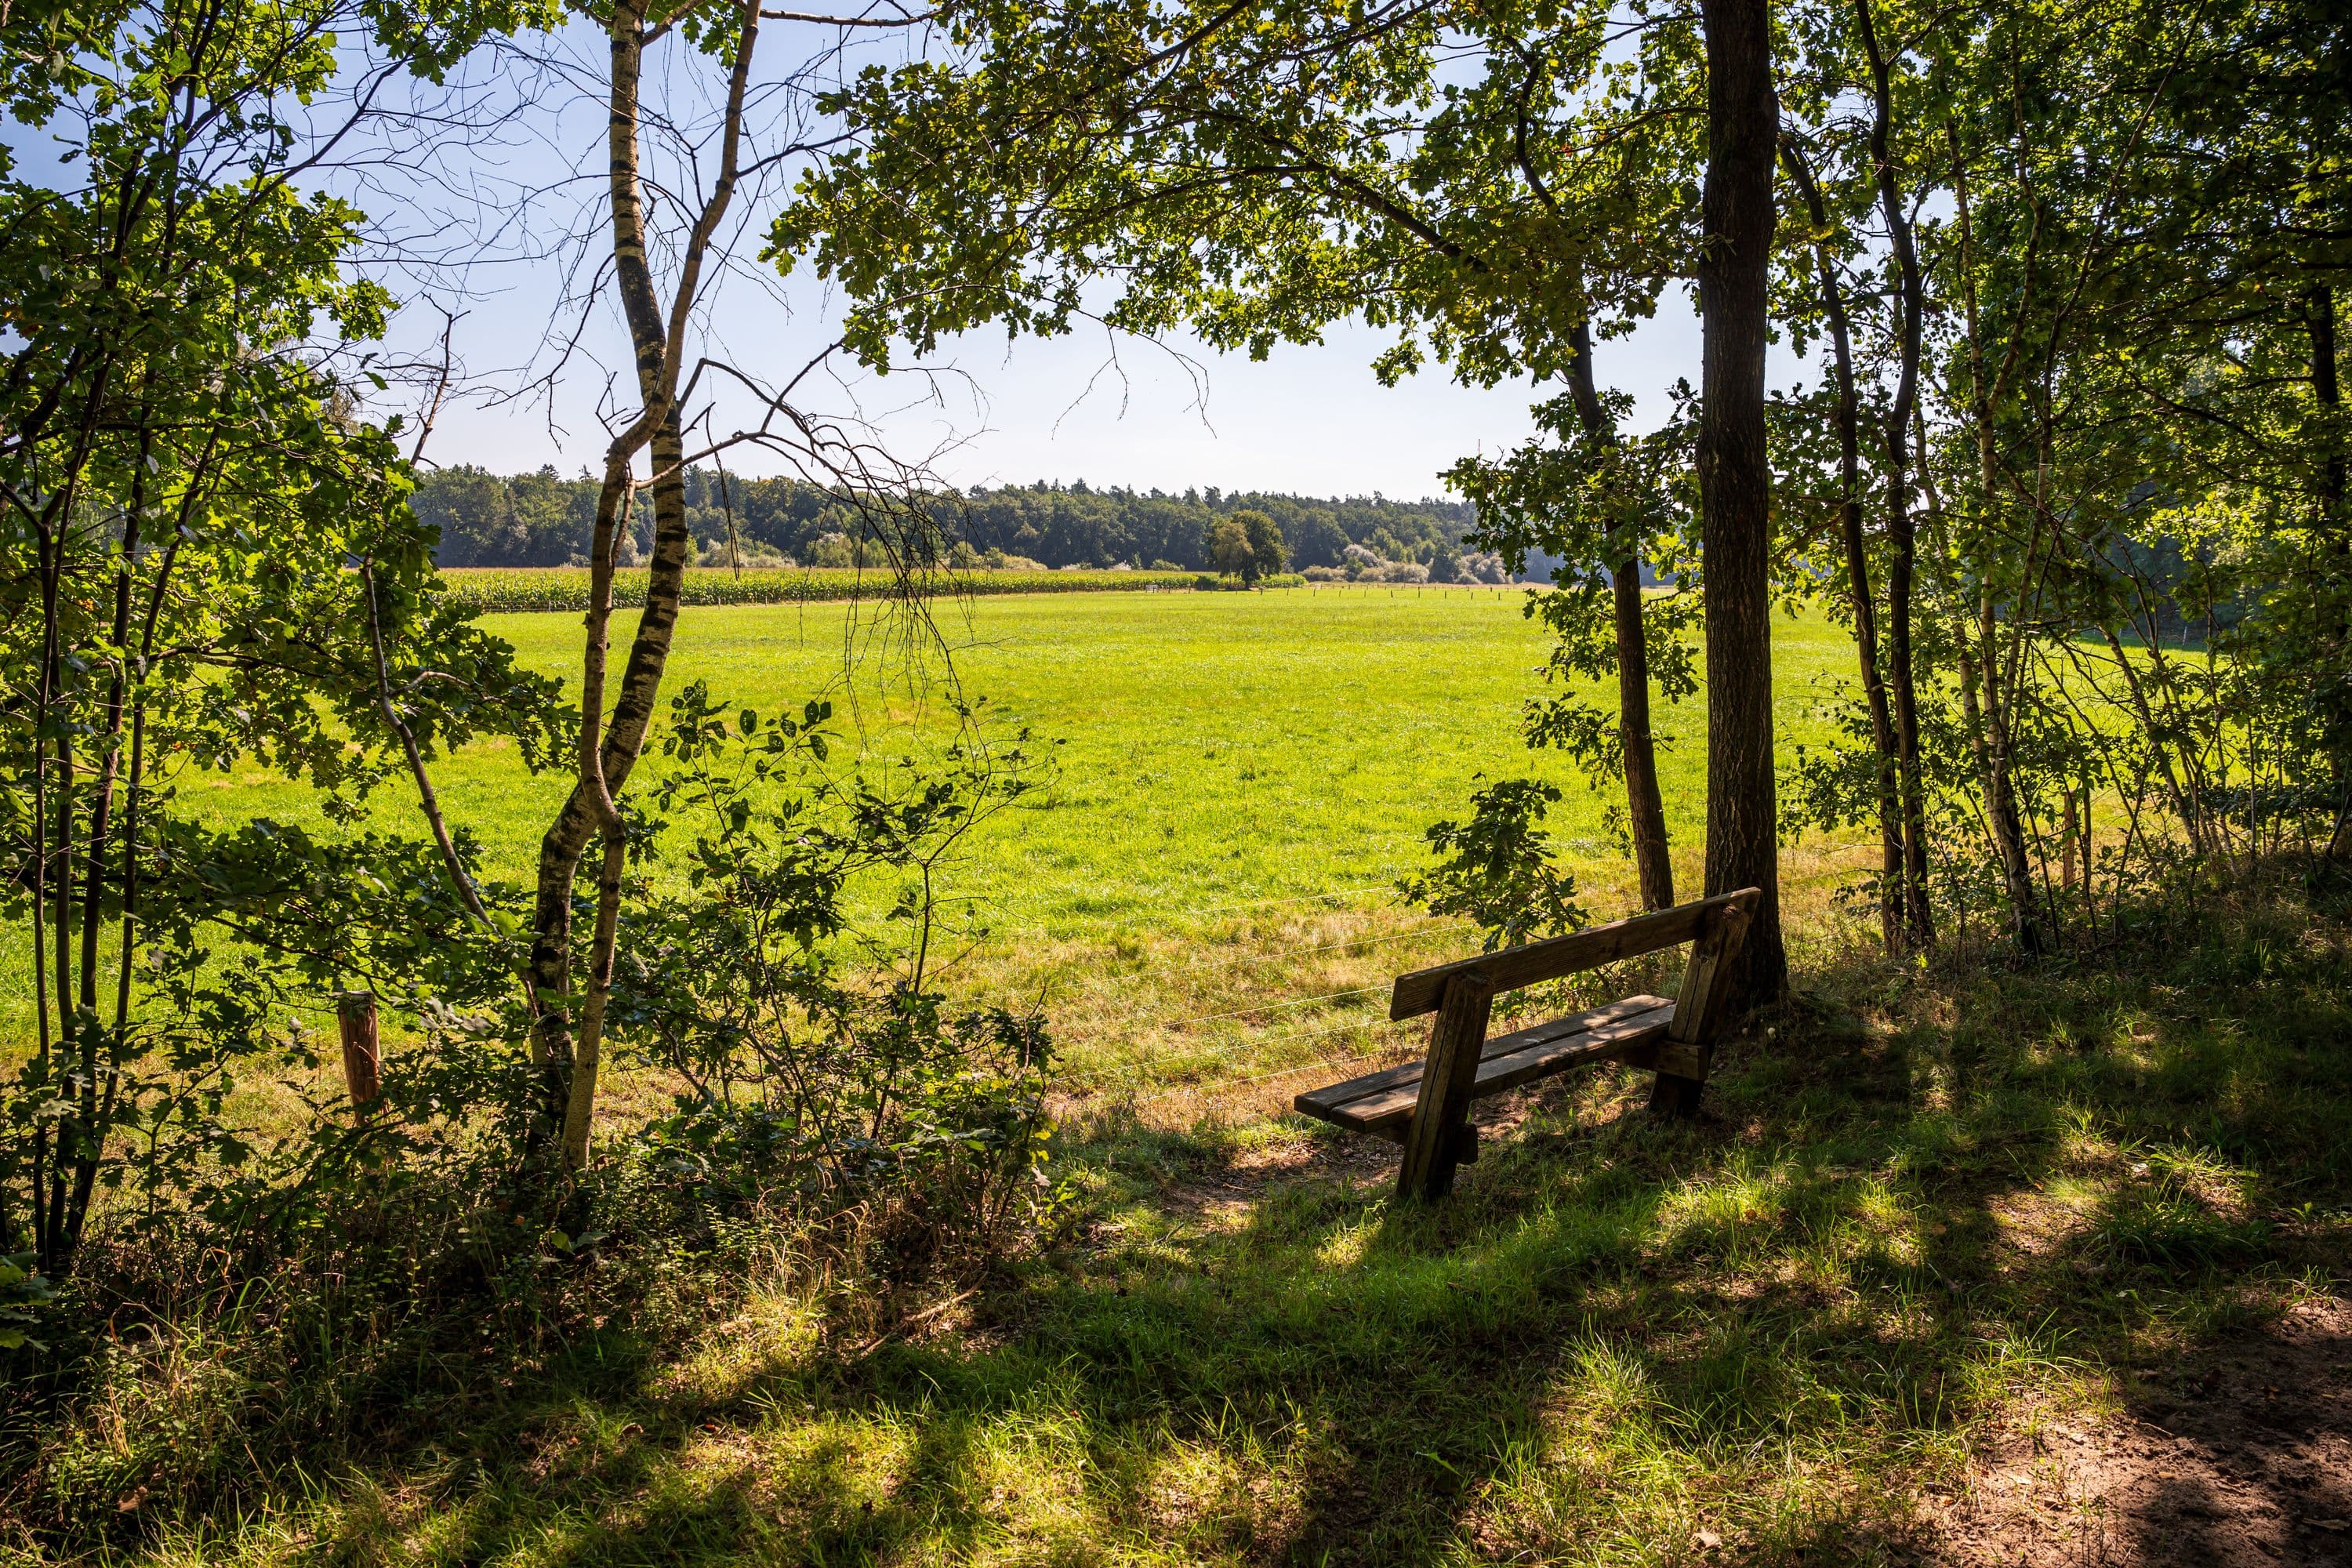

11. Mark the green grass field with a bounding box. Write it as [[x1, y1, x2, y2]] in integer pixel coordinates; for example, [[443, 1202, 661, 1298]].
[[131, 585, 1869, 1099], [190, 583, 1772, 913], [18, 586, 2352, 1568]]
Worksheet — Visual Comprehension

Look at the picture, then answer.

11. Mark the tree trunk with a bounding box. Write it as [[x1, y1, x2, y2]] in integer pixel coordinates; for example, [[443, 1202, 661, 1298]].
[[2310, 285, 2350, 860], [529, 0, 762, 1164], [1566, 317, 1675, 910], [528, 422, 691, 1067], [1782, 138, 1901, 953], [1948, 128, 2046, 954], [1975, 579, 2045, 952], [1855, 0, 1933, 946], [2315, 284, 2344, 526], [1697, 0, 1786, 1005]]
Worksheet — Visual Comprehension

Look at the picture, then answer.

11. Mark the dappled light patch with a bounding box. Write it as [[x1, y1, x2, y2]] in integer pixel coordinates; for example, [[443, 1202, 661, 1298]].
[[1935, 1298, 2352, 1566], [645, 1286, 827, 1410]]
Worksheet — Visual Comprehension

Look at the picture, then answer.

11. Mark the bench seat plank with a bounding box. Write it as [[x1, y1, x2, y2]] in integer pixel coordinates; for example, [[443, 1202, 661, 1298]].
[[1295, 995, 1675, 1134]]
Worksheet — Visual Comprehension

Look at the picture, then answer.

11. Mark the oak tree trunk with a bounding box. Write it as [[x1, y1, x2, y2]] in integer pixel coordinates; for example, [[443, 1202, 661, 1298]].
[[1697, 0, 1787, 1006]]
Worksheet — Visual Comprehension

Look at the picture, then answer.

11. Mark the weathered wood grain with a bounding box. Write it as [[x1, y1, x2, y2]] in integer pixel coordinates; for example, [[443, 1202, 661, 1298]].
[[1395, 970, 1494, 1201], [1388, 891, 1754, 1021], [1294, 996, 1674, 1133]]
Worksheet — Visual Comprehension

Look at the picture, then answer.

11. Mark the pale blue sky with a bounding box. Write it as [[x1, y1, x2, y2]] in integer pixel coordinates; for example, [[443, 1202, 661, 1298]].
[[6, 15, 1797, 500], [335, 17, 1753, 500], [408, 289, 1715, 500]]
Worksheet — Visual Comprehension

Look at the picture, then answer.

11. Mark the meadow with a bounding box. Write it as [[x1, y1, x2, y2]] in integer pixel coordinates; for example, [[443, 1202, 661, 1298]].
[[18, 589, 2351, 1568], [145, 584, 1871, 1102]]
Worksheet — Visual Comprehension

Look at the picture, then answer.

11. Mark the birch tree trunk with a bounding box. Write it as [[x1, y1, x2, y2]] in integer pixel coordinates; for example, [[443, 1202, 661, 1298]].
[[532, 0, 764, 1168]]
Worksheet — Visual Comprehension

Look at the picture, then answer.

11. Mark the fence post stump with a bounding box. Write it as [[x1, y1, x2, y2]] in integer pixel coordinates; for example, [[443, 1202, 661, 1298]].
[[336, 989, 380, 1111], [1396, 968, 1494, 1202]]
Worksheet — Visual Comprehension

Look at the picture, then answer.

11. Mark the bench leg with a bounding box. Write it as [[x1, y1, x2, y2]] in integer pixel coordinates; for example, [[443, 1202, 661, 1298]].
[[1396, 969, 1494, 1202], [1646, 1042, 1711, 1118], [1654, 896, 1755, 1119]]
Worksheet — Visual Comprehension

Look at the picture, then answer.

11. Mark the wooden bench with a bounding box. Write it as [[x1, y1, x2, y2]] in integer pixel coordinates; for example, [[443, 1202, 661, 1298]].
[[1294, 887, 1761, 1200]]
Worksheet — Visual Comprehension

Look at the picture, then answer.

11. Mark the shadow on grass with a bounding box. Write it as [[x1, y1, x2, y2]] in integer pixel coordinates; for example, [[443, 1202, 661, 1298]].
[[102, 882, 2352, 1566]]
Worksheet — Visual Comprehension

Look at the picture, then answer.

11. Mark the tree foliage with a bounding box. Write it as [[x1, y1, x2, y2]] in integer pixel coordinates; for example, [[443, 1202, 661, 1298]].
[[416, 466, 1475, 572], [0, 0, 562, 1288]]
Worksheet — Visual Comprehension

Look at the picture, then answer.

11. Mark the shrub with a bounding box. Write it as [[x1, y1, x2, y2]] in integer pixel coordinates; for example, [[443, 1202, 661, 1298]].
[[1399, 776, 1587, 950], [1457, 550, 1512, 584], [618, 682, 1056, 1255], [805, 532, 862, 568]]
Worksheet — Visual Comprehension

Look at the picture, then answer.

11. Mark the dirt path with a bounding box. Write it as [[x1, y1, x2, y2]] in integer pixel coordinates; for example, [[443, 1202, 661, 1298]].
[[1932, 1298, 2352, 1566]]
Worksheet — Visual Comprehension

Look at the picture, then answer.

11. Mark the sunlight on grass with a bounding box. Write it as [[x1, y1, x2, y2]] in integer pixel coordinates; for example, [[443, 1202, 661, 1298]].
[[11, 596, 2351, 1567]]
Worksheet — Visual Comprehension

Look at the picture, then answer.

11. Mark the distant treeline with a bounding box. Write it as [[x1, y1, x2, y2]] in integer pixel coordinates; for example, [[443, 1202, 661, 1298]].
[[414, 466, 1486, 574]]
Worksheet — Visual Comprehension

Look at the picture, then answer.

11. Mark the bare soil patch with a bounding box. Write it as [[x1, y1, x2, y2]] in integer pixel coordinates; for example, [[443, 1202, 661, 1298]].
[[1929, 1297, 2352, 1566]]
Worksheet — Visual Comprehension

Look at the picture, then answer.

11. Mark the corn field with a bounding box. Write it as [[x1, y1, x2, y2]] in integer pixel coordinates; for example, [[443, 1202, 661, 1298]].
[[436, 567, 1301, 614]]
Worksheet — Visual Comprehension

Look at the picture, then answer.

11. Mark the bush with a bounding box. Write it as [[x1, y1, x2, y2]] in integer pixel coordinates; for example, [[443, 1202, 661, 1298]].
[[1399, 776, 1587, 950], [618, 682, 1055, 1254], [805, 532, 862, 568], [0, 685, 1062, 1541]]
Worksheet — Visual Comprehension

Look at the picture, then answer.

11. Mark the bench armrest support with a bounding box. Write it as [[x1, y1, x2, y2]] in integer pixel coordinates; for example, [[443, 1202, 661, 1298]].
[[1389, 888, 1759, 1020]]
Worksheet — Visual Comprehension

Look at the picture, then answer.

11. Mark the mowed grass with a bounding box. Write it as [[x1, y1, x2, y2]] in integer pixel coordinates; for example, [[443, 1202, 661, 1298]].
[[76, 585, 1868, 1097], [181, 582, 1784, 919]]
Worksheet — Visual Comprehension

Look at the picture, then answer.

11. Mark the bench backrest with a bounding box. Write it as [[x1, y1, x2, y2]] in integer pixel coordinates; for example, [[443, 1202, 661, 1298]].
[[1388, 887, 1762, 1045]]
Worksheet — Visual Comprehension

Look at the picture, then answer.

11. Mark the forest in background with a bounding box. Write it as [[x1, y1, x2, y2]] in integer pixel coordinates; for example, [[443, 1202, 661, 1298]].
[[417, 465, 1489, 574]]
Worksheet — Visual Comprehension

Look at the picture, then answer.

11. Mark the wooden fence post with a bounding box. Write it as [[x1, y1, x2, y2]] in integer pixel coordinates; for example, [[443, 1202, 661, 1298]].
[[1396, 968, 1493, 1202], [1650, 894, 1755, 1116], [336, 989, 380, 1111]]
